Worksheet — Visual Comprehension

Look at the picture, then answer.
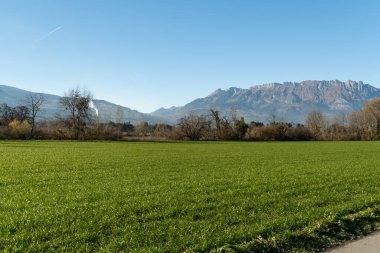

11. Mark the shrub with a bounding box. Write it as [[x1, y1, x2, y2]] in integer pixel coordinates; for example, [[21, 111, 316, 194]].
[[8, 120, 31, 139]]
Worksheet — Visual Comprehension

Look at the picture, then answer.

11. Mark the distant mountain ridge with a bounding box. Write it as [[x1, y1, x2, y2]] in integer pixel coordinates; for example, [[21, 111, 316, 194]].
[[151, 80, 380, 123], [0, 84, 163, 124], [2, 80, 380, 124]]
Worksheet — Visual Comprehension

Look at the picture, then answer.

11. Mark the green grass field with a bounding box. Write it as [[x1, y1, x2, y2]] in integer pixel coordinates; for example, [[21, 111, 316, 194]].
[[1, 141, 380, 252]]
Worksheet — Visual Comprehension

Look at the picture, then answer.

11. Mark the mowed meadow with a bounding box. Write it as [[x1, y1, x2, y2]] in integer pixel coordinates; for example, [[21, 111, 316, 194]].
[[1, 141, 380, 252]]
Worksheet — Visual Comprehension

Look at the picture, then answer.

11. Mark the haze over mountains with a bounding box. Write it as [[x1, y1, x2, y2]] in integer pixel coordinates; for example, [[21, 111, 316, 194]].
[[153, 80, 380, 123], [1, 80, 380, 124]]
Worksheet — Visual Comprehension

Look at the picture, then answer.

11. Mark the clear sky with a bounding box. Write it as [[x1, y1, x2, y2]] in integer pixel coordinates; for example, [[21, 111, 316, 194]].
[[1, 0, 380, 113]]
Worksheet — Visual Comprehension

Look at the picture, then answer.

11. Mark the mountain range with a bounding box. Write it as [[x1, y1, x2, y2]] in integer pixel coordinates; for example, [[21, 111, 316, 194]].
[[153, 80, 380, 123], [0, 85, 162, 124], [1, 80, 380, 124]]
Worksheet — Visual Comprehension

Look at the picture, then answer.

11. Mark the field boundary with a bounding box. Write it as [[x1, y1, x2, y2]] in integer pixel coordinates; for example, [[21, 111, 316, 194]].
[[215, 204, 380, 253]]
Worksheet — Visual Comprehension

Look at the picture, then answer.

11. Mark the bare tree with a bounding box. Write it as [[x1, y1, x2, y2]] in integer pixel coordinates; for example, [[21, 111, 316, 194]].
[[0, 104, 13, 126], [12, 106, 30, 122], [363, 98, 380, 137], [230, 107, 238, 122], [210, 109, 221, 139], [269, 108, 278, 124], [177, 113, 211, 140], [116, 106, 125, 138], [210, 109, 241, 140], [25, 94, 45, 138], [233, 117, 248, 140], [336, 110, 350, 128], [0, 104, 30, 126], [306, 110, 326, 139], [59, 88, 93, 140], [153, 124, 172, 138], [135, 120, 149, 137], [349, 111, 367, 140], [116, 106, 125, 124]]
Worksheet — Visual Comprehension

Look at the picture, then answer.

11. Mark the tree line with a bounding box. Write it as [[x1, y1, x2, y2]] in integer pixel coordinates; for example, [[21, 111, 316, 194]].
[[174, 98, 380, 141], [1, 88, 380, 141]]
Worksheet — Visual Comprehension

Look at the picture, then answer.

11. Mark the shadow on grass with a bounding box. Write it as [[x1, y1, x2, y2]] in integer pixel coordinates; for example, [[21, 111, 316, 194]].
[[215, 204, 380, 253]]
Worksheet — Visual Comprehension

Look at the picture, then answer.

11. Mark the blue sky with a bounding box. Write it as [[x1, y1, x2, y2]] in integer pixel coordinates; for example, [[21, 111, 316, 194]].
[[1, 0, 380, 112]]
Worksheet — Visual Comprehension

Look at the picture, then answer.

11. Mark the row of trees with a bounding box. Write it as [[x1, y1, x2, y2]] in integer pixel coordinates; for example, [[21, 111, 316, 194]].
[[0, 88, 174, 140], [0, 94, 45, 139], [0, 89, 95, 140], [305, 98, 380, 141], [1, 87, 380, 141], [167, 99, 380, 141]]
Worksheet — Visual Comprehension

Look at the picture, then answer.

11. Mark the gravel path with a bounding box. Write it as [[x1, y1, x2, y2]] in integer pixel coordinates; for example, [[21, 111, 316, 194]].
[[326, 231, 380, 253]]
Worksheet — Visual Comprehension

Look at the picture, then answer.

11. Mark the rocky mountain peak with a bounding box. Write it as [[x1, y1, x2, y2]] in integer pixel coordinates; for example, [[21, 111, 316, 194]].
[[151, 80, 380, 124]]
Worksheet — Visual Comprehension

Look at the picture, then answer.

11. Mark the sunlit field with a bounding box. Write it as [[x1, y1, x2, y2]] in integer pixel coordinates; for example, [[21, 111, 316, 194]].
[[1, 141, 380, 252]]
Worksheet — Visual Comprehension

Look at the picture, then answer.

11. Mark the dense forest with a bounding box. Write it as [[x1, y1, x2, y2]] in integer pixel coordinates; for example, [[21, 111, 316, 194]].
[[1, 88, 380, 141]]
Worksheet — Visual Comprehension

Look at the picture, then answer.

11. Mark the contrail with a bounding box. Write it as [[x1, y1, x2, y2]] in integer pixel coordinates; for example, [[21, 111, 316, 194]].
[[34, 26, 63, 43]]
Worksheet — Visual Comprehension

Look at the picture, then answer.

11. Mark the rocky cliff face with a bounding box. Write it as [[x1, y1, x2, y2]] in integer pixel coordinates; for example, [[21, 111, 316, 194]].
[[151, 80, 380, 123]]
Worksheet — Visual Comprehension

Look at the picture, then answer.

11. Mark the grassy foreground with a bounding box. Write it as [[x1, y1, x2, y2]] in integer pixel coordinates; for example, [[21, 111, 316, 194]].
[[1, 141, 380, 252]]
